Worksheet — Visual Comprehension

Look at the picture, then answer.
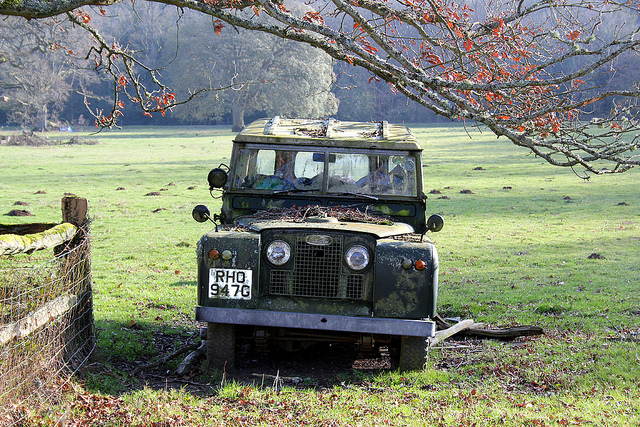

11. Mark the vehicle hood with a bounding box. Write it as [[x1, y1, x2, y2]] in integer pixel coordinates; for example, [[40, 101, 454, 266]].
[[235, 217, 415, 239]]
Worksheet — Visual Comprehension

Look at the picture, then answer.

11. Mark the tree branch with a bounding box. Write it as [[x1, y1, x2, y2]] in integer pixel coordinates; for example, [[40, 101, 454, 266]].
[[3, 0, 640, 173]]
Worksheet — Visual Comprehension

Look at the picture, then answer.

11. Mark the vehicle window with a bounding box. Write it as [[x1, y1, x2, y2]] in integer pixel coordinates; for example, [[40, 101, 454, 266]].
[[327, 153, 417, 196], [233, 148, 324, 191], [326, 153, 368, 192], [255, 150, 276, 175], [295, 152, 323, 179]]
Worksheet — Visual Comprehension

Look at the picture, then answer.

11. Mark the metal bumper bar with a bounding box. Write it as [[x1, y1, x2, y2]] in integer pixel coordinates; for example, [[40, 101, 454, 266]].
[[196, 306, 435, 338]]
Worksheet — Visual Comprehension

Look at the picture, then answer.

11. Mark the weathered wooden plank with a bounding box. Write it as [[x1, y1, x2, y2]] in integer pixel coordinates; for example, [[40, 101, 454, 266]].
[[430, 319, 474, 347], [0, 293, 78, 345], [0, 223, 77, 256]]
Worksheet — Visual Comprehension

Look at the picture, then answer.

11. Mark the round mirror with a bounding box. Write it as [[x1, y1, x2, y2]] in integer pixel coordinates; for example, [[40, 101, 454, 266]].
[[192, 205, 211, 223], [207, 168, 228, 189], [426, 214, 444, 233]]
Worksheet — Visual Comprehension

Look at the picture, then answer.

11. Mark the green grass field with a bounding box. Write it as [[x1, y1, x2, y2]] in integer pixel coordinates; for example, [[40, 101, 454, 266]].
[[1, 124, 638, 425]]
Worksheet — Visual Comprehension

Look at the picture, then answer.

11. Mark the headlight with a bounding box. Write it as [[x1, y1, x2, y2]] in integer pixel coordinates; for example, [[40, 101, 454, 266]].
[[345, 245, 370, 271], [266, 240, 291, 266]]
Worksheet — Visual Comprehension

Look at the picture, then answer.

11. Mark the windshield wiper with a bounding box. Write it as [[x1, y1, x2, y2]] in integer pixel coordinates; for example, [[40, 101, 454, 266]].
[[273, 189, 380, 200], [273, 188, 318, 195], [334, 192, 379, 201]]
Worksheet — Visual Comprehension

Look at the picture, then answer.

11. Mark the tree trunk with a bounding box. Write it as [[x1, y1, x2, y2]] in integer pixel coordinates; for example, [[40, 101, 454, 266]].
[[232, 102, 245, 133], [34, 104, 48, 131]]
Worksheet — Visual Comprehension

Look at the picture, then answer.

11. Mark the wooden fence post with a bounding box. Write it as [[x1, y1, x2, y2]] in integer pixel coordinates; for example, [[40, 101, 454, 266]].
[[62, 195, 88, 229], [60, 196, 94, 358]]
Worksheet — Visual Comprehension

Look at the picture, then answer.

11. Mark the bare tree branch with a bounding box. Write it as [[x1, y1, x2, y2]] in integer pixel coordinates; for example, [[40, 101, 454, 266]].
[[66, 8, 256, 128]]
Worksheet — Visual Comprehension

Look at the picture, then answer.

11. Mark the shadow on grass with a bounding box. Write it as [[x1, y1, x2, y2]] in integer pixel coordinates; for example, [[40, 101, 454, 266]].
[[81, 319, 198, 395], [80, 318, 393, 397]]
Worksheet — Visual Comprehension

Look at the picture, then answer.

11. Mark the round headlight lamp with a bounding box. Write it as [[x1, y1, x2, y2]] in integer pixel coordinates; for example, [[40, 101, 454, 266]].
[[345, 245, 370, 271], [266, 240, 291, 266]]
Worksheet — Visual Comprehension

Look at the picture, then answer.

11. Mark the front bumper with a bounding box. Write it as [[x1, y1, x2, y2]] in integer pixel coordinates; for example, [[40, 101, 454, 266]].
[[196, 306, 435, 338]]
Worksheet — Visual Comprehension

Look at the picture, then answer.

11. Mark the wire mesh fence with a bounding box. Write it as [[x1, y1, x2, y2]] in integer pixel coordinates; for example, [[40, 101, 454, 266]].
[[0, 234, 94, 426]]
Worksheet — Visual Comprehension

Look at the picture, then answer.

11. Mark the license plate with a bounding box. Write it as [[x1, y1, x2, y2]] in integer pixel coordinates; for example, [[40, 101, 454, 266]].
[[208, 268, 252, 300]]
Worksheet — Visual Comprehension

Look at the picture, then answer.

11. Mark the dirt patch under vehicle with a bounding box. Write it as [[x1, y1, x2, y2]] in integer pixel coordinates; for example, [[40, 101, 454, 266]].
[[83, 331, 396, 395]]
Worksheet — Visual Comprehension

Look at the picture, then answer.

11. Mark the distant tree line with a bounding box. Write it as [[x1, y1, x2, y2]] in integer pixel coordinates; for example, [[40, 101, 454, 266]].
[[0, 2, 422, 130]]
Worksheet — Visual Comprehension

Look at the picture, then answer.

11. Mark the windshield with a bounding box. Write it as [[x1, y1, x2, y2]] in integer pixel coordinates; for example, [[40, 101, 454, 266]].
[[232, 147, 418, 197]]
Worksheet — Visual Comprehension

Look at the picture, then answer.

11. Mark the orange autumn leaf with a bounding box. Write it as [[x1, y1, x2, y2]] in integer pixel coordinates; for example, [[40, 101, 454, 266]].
[[567, 30, 580, 41]]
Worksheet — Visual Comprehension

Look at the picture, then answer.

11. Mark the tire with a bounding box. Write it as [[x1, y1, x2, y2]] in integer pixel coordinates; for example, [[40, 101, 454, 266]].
[[206, 322, 235, 372], [396, 336, 428, 371]]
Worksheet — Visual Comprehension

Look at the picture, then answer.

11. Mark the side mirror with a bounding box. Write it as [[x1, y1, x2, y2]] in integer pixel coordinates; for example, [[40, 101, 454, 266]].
[[207, 168, 228, 189], [426, 214, 444, 233], [192, 205, 211, 223]]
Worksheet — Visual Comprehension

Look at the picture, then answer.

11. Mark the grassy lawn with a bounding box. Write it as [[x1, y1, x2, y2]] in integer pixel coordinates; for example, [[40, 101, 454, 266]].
[[1, 124, 638, 425]]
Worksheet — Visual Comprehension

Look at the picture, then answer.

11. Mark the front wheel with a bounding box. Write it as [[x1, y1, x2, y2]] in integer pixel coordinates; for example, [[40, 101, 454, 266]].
[[394, 336, 429, 371], [206, 322, 235, 372]]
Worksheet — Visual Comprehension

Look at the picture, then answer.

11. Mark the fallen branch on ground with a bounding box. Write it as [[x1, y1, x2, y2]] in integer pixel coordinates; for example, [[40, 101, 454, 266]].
[[433, 313, 544, 343], [176, 342, 206, 376], [132, 343, 199, 375]]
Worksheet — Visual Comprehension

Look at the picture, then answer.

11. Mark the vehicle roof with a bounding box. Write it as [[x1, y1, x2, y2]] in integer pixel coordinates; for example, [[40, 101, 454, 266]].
[[234, 117, 421, 150]]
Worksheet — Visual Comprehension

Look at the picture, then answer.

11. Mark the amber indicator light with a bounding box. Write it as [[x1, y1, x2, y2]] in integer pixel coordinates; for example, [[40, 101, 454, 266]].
[[415, 260, 426, 271]]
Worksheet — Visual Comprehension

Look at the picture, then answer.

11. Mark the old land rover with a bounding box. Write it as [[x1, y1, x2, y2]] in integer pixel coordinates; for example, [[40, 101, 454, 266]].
[[192, 117, 444, 371]]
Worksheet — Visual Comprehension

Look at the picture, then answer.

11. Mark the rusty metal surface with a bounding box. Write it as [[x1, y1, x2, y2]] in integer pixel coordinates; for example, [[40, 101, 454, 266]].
[[373, 239, 438, 319]]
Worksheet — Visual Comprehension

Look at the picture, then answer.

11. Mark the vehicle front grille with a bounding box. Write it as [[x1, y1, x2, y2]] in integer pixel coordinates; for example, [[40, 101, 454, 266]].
[[269, 235, 366, 300]]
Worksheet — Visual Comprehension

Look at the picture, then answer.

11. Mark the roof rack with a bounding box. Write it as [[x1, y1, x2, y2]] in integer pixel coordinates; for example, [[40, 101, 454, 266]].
[[263, 116, 281, 135], [239, 117, 420, 149]]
